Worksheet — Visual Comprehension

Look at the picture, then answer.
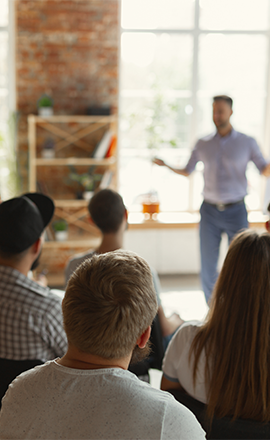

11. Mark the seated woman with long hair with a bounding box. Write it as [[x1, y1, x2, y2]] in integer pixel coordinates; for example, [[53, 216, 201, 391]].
[[161, 229, 270, 422]]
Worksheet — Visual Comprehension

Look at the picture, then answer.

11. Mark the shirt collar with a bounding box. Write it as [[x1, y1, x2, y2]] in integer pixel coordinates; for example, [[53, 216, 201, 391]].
[[215, 127, 236, 141], [0, 264, 50, 297]]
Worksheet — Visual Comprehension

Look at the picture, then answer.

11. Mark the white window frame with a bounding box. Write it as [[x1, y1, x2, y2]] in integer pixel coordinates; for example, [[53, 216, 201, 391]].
[[0, 0, 15, 116], [119, 0, 270, 212]]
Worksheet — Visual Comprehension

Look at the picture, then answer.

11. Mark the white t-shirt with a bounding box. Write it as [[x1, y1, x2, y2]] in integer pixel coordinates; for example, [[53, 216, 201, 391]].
[[0, 360, 205, 439], [162, 321, 208, 404]]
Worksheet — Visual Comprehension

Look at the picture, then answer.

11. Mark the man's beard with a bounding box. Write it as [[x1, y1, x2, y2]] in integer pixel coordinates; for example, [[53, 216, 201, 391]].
[[214, 120, 229, 129], [129, 340, 152, 366], [30, 251, 41, 271]]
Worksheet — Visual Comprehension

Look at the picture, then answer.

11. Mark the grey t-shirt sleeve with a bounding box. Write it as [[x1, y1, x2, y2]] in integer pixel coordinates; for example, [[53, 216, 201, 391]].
[[65, 258, 80, 285], [161, 395, 206, 439], [65, 250, 95, 286]]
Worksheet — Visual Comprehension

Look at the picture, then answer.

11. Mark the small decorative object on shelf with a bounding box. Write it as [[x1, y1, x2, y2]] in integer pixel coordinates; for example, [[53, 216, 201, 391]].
[[37, 94, 54, 117], [68, 166, 102, 200], [86, 106, 111, 116], [82, 190, 94, 201], [142, 191, 160, 220], [41, 138, 55, 158], [53, 219, 68, 241]]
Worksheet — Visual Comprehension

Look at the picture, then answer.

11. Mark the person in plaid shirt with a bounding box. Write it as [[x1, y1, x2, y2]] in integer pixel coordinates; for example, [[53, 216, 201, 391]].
[[0, 193, 67, 362]]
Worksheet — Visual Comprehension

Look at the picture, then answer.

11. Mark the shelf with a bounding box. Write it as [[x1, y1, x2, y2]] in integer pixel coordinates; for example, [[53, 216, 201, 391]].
[[34, 157, 116, 166], [28, 114, 118, 283], [54, 199, 90, 208], [28, 115, 116, 123], [43, 238, 100, 248], [127, 211, 268, 230]]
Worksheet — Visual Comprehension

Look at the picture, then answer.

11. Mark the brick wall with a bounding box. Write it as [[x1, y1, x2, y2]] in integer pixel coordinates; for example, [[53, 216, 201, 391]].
[[15, 0, 119, 190]]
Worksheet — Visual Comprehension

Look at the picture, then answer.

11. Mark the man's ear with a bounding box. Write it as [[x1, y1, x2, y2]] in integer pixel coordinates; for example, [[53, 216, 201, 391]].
[[88, 216, 95, 226], [136, 326, 151, 349], [32, 237, 42, 255]]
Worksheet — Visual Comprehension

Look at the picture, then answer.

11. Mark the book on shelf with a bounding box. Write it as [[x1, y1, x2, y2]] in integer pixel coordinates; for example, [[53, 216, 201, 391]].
[[92, 130, 113, 159], [37, 180, 50, 196], [99, 170, 113, 189], [105, 135, 117, 158], [44, 225, 54, 241]]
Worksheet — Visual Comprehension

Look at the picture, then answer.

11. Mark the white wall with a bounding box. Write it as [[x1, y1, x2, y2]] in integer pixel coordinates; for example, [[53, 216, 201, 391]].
[[124, 226, 265, 274], [124, 228, 200, 274]]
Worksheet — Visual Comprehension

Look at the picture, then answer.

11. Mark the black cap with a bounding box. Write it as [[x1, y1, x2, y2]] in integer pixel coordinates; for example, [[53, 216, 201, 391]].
[[0, 192, 55, 253]]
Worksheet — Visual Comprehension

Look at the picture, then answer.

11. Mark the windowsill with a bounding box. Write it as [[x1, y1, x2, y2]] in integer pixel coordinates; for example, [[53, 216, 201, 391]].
[[128, 211, 268, 229]]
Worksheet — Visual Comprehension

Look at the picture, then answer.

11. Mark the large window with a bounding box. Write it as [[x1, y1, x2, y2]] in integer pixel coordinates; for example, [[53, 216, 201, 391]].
[[119, 0, 270, 212], [0, 0, 9, 131], [0, 0, 17, 200]]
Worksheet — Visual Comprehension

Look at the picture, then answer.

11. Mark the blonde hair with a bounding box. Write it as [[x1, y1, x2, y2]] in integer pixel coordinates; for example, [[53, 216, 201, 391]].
[[63, 250, 158, 359], [190, 230, 270, 422]]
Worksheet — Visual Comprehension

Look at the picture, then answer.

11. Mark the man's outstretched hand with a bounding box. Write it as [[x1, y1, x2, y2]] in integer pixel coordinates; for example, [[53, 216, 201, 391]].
[[153, 157, 166, 167], [262, 163, 270, 177]]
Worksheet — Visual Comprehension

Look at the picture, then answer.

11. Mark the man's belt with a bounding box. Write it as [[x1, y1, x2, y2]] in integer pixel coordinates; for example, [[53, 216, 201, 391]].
[[204, 199, 244, 212]]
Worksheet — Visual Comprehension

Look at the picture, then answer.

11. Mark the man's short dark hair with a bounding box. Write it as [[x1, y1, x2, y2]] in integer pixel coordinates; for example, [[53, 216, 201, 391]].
[[88, 189, 126, 233], [213, 95, 233, 108]]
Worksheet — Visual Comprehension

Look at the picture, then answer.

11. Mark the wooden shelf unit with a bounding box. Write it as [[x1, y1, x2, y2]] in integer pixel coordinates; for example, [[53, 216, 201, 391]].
[[28, 114, 118, 285], [28, 114, 117, 194]]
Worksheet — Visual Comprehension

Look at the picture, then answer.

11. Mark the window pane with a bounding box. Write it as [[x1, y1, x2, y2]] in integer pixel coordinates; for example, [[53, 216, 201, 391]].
[[120, 96, 191, 150], [199, 34, 267, 93], [120, 32, 193, 211], [197, 34, 267, 142], [120, 94, 193, 211], [200, 0, 269, 30], [0, 31, 8, 127], [0, 32, 8, 89], [0, 1, 8, 27], [121, 33, 193, 90], [121, 0, 194, 29], [120, 150, 191, 212]]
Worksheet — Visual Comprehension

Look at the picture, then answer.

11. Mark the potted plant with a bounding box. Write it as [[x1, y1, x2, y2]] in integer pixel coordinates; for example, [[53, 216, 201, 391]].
[[68, 167, 102, 200], [53, 219, 68, 242], [37, 94, 54, 117]]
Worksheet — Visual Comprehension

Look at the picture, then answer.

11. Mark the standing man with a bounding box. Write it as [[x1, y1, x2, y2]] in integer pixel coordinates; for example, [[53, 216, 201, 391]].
[[154, 95, 270, 302]]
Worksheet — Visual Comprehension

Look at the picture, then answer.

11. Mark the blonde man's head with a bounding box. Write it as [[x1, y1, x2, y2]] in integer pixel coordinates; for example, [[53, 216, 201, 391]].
[[62, 250, 158, 360]]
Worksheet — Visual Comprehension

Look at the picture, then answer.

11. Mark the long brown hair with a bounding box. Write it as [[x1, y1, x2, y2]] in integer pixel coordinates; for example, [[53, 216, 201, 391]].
[[190, 230, 270, 421]]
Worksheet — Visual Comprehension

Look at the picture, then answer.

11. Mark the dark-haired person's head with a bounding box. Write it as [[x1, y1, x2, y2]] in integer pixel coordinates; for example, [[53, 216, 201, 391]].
[[88, 189, 126, 233], [0, 193, 54, 267], [63, 250, 158, 362], [212, 95, 233, 130], [213, 95, 233, 108]]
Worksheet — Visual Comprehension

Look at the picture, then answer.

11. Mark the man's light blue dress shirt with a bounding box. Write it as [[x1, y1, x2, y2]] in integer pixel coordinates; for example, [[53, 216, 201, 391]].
[[185, 128, 267, 204]]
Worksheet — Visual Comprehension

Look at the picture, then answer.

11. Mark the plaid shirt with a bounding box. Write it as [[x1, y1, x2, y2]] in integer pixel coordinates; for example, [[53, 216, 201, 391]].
[[0, 265, 67, 362]]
